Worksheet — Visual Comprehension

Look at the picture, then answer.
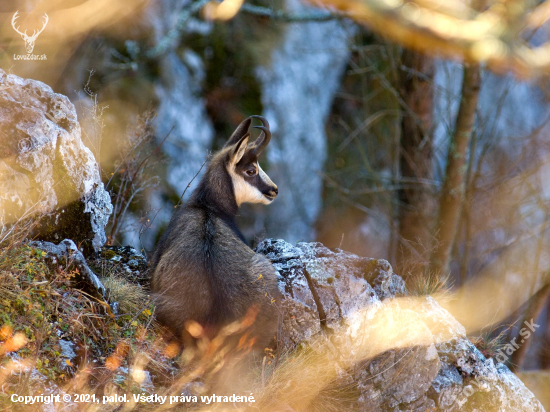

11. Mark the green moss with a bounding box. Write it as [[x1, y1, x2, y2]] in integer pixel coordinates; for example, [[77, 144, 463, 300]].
[[101, 249, 118, 260]]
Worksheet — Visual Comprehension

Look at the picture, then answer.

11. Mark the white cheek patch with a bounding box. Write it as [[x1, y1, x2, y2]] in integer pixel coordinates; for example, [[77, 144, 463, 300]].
[[229, 162, 274, 206], [232, 173, 267, 206]]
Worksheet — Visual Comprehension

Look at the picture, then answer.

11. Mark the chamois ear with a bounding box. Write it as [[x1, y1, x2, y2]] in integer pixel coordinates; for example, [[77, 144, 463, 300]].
[[225, 118, 252, 148], [229, 134, 250, 167]]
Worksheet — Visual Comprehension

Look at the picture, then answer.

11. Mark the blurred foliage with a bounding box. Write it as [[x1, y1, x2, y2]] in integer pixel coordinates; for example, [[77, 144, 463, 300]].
[[315, 0, 550, 77], [206, 0, 550, 76]]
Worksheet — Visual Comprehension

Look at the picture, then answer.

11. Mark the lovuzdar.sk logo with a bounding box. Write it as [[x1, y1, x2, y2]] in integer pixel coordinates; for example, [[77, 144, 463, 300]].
[[11, 11, 48, 60]]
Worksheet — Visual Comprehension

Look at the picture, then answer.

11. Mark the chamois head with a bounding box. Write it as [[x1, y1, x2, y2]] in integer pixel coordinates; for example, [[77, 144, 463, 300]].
[[191, 116, 277, 215], [225, 115, 278, 206]]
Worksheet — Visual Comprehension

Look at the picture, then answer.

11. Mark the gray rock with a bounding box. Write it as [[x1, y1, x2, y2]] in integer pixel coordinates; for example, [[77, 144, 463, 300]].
[[256, 239, 405, 347], [257, 238, 405, 348], [258, 239, 544, 411], [427, 340, 545, 412], [517, 371, 550, 411], [58, 339, 77, 374], [29, 238, 105, 298], [59, 339, 76, 362], [0, 68, 112, 254], [88, 244, 149, 285], [356, 344, 440, 411]]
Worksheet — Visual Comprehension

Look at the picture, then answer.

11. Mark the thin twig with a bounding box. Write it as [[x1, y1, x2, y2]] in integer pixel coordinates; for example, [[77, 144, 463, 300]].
[[337, 109, 402, 152], [130, 126, 174, 188], [109, 126, 173, 239], [177, 155, 210, 207]]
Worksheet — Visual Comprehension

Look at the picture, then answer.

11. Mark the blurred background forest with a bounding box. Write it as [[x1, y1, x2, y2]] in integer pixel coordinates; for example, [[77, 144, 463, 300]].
[[3, 0, 550, 377]]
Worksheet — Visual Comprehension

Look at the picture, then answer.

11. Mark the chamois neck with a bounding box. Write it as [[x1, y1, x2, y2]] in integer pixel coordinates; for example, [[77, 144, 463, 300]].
[[190, 166, 239, 219]]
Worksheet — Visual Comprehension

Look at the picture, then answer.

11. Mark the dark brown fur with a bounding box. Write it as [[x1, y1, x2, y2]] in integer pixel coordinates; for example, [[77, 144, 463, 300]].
[[150, 117, 280, 349]]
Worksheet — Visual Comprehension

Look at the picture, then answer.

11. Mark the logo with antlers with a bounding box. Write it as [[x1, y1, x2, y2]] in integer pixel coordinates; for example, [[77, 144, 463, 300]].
[[11, 11, 48, 54]]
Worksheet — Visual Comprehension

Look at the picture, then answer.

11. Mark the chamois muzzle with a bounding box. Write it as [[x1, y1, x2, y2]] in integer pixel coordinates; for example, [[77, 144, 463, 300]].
[[263, 186, 278, 201]]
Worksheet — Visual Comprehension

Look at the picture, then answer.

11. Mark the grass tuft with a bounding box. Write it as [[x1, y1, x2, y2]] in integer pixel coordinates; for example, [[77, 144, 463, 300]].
[[103, 274, 149, 315], [470, 330, 506, 360], [408, 270, 452, 297]]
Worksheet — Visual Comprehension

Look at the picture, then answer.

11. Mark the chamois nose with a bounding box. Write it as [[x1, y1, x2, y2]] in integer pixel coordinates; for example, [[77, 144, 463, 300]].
[[267, 187, 278, 198]]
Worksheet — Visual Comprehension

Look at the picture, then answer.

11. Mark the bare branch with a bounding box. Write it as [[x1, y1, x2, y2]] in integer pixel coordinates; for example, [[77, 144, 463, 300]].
[[177, 155, 210, 207], [240, 4, 340, 22]]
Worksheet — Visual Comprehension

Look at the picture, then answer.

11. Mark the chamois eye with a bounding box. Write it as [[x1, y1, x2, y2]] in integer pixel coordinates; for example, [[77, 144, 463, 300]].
[[245, 169, 256, 177]]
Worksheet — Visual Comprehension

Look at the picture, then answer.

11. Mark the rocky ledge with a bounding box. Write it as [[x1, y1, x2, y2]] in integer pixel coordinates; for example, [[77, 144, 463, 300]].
[[4, 237, 545, 412], [256, 239, 545, 412]]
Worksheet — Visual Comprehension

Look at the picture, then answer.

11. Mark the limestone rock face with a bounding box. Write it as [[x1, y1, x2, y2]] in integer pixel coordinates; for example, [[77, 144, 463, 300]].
[[256, 0, 356, 242], [0, 68, 112, 254], [257, 239, 545, 412]]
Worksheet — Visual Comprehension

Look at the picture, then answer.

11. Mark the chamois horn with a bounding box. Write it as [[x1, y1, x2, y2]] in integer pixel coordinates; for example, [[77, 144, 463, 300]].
[[250, 115, 271, 156]]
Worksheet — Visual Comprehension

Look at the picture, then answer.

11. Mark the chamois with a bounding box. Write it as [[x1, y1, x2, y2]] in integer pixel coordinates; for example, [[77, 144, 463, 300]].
[[150, 116, 280, 349]]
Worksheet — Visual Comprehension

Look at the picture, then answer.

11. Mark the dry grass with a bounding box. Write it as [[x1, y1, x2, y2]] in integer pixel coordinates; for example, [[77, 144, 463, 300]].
[[408, 270, 452, 298], [105, 107, 163, 243], [0, 241, 169, 410], [103, 274, 149, 315], [470, 330, 506, 360]]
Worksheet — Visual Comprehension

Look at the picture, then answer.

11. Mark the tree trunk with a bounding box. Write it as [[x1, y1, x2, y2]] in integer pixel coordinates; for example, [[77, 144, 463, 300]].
[[396, 49, 435, 274], [510, 282, 550, 372], [429, 64, 481, 277], [539, 296, 550, 368]]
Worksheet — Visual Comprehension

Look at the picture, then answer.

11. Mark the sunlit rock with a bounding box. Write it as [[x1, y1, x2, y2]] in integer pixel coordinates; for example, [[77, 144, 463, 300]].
[[0, 68, 112, 254], [258, 238, 544, 411]]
